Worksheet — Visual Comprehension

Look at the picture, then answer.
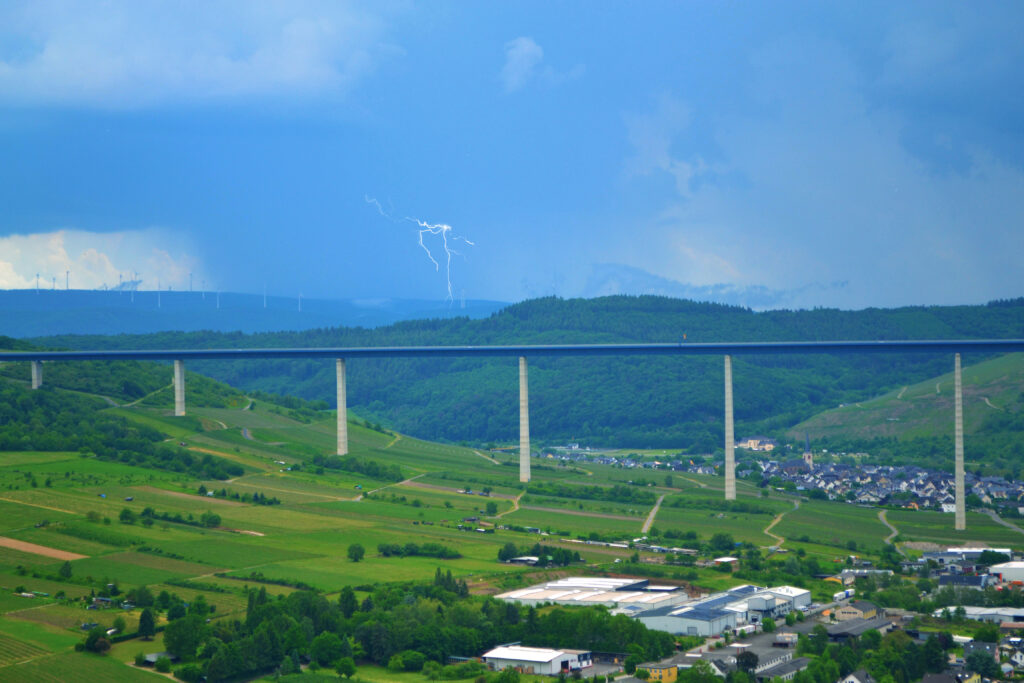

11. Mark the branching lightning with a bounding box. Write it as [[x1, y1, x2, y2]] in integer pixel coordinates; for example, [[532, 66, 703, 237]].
[[365, 195, 474, 302]]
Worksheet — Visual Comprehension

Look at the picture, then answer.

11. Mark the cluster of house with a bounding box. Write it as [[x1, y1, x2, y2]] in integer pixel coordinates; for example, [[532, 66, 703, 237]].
[[759, 460, 1024, 511], [897, 546, 1024, 593]]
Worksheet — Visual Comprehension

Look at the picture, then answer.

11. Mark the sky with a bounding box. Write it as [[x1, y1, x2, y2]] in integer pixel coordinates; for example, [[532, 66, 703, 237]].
[[1, 1, 1022, 310]]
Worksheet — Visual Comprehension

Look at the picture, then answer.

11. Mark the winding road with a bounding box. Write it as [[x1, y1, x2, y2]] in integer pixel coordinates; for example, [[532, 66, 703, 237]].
[[983, 508, 1024, 537]]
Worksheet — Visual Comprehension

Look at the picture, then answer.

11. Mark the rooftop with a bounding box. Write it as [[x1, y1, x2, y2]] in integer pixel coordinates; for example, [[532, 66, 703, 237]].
[[482, 645, 566, 663]]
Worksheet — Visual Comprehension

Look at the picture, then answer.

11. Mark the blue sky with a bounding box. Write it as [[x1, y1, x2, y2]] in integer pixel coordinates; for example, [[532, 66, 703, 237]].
[[1, 1, 1022, 310]]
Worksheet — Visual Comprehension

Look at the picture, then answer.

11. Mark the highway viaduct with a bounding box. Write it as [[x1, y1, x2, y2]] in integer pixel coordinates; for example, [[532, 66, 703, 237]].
[[9, 339, 1024, 532]]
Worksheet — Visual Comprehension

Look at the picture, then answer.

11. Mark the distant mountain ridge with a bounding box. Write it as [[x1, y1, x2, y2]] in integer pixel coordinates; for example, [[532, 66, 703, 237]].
[[0, 289, 507, 337], [31, 295, 1024, 452]]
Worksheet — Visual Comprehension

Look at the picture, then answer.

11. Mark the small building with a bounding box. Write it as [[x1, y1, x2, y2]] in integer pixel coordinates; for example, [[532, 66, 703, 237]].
[[636, 660, 678, 682], [839, 669, 876, 683], [827, 616, 892, 642], [481, 645, 592, 676], [835, 601, 878, 622], [937, 575, 993, 590], [755, 656, 809, 682], [142, 652, 179, 667]]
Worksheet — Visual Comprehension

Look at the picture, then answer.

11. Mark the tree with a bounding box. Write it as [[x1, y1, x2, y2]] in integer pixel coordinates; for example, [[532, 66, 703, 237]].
[[635, 669, 651, 680], [119, 507, 136, 524], [498, 542, 519, 562], [311, 631, 345, 666], [495, 666, 521, 683], [762, 618, 776, 633], [163, 614, 205, 659], [339, 585, 357, 618], [112, 616, 126, 633], [59, 560, 72, 579], [138, 608, 156, 640], [200, 511, 221, 528], [966, 650, 1000, 678], [486, 501, 498, 515], [348, 543, 365, 562], [83, 625, 111, 653], [336, 656, 356, 678], [736, 650, 759, 673]]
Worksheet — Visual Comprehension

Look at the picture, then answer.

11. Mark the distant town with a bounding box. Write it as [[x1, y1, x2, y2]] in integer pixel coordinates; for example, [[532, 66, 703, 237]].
[[536, 442, 1024, 515]]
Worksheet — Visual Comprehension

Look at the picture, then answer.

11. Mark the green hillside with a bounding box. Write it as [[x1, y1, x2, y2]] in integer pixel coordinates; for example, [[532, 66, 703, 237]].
[[34, 295, 1024, 451], [789, 353, 1024, 475], [2, 353, 1023, 680]]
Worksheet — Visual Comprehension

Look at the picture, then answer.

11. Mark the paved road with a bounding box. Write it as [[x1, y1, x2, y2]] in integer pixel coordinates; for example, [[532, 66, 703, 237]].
[[983, 508, 1024, 536]]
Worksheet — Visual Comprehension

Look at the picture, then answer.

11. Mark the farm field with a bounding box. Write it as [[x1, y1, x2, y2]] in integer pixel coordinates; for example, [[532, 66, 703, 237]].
[[1, 362, 1020, 682]]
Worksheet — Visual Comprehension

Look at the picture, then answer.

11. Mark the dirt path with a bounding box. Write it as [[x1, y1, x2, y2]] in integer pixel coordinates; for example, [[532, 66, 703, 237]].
[[122, 383, 173, 408], [473, 450, 500, 464], [679, 476, 707, 489], [763, 499, 799, 548], [365, 472, 429, 497], [0, 496, 78, 515], [641, 495, 666, 533], [495, 492, 525, 518], [982, 397, 1001, 410], [241, 428, 253, 440], [0, 536, 86, 560], [188, 445, 272, 472], [936, 381, 942, 394], [878, 510, 906, 556], [897, 386, 907, 399], [383, 434, 402, 449], [983, 508, 1024, 536]]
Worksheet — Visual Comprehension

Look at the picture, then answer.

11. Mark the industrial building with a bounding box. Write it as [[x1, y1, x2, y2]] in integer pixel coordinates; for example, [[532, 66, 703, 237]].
[[481, 645, 592, 675], [631, 584, 811, 637], [991, 561, 1024, 583], [494, 577, 687, 610]]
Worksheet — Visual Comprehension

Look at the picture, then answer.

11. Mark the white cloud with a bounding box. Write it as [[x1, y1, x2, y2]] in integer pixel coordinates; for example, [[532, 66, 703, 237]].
[[0, 229, 203, 291], [622, 36, 1024, 309], [501, 36, 582, 93], [0, 1, 393, 107], [501, 37, 544, 93], [624, 94, 710, 197]]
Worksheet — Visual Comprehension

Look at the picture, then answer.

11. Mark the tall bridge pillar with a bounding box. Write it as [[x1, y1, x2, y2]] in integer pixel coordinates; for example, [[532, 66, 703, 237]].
[[336, 358, 348, 456], [955, 353, 965, 531], [724, 355, 736, 500], [519, 356, 530, 483], [30, 361, 42, 389], [173, 360, 185, 416]]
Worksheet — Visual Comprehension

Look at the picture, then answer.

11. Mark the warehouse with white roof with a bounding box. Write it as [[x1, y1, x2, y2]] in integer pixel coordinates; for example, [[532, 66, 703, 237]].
[[494, 577, 688, 609], [481, 645, 592, 675], [991, 561, 1024, 583]]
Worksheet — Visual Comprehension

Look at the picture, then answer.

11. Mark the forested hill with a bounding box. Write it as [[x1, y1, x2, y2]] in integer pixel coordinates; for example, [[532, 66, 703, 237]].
[[33, 296, 1024, 450]]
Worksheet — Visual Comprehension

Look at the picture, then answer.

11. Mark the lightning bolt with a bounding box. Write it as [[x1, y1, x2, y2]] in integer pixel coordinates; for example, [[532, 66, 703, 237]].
[[366, 196, 474, 302], [407, 217, 475, 301]]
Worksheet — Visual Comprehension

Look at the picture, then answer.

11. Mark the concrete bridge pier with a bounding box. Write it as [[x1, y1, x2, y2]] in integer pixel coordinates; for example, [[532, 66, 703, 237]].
[[955, 353, 965, 531], [173, 360, 185, 416], [519, 356, 531, 483], [336, 358, 348, 456], [724, 355, 736, 500], [30, 360, 42, 389]]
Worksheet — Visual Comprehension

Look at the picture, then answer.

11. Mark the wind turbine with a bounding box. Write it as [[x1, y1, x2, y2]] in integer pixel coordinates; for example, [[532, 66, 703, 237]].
[[65, 270, 70, 290]]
